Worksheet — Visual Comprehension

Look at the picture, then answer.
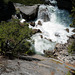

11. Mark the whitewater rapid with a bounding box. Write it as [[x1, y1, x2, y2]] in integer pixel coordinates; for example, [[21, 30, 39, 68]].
[[29, 4, 74, 54]]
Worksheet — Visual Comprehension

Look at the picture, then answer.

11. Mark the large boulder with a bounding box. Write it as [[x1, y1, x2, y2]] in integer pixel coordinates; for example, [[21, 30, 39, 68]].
[[14, 3, 39, 21], [56, 0, 72, 11]]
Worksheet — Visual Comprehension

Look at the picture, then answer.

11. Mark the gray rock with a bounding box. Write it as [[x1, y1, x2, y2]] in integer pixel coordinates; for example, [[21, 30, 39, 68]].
[[1, 55, 75, 75], [59, 50, 69, 56], [54, 43, 65, 52], [14, 3, 39, 21], [38, 7, 50, 22], [43, 50, 56, 58]]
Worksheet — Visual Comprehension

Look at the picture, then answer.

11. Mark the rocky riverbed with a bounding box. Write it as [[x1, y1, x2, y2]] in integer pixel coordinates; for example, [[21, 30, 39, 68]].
[[44, 32, 75, 66]]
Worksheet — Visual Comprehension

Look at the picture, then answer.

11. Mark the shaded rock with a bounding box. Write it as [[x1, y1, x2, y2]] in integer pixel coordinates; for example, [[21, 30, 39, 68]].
[[44, 50, 55, 55], [30, 22, 35, 27], [45, 38, 52, 42], [71, 34, 75, 39], [5, 52, 15, 60], [32, 29, 42, 34], [14, 3, 39, 21], [72, 29, 75, 33], [55, 43, 61, 51], [65, 28, 69, 33], [38, 7, 50, 22], [12, 15, 18, 19], [43, 13, 50, 22], [38, 21, 42, 26], [40, 35, 43, 38], [59, 50, 69, 56], [48, 39, 52, 42], [54, 43, 66, 52], [18, 55, 40, 61], [43, 50, 56, 58], [55, 33, 60, 37]]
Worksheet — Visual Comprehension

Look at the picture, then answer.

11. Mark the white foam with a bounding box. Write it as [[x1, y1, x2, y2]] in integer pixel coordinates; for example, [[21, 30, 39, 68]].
[[20, 19, 26, 23], [30, 5, 74, 54]]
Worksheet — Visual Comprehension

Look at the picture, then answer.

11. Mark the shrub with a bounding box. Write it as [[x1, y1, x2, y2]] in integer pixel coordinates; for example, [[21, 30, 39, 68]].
[[68, 41, 75, 54], [3, 0, 45, 5], [0, 19, 35, 58], [66, 71, 71, 75], [70, 0, 75, 27]]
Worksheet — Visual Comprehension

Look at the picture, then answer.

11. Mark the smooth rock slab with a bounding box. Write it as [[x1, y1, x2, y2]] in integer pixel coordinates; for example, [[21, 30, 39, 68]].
[[0, 55, 75, 75]]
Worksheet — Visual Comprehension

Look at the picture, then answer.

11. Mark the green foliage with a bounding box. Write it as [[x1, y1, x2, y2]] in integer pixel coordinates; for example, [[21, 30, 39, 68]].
[[0, 19, 35, 58], [70, 7, 75, 27], [70, 0, 75, 27], [4, 0, 45, 5], [66, 71, 71, 75], [3, 0, 9, 4], [68, 41, 75, 54]]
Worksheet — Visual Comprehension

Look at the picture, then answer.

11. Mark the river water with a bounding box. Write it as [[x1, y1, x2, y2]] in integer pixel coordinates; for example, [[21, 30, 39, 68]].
[[29, 0, 74, 54]]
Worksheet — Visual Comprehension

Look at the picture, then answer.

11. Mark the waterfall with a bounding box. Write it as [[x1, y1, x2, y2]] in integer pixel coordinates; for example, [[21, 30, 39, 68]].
[[29, 0, 74, 54]]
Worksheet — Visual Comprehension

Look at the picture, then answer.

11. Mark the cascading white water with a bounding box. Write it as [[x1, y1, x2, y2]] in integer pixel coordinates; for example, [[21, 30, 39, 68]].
[[29, 0, 74, 54]]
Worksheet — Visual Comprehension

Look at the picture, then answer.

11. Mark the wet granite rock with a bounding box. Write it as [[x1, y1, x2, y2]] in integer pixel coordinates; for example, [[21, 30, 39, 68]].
[[32, 29, 42, 34], [72, 29, 75, 33], [70, 34, 75, 39], [65, 28, 69, 33], [38, 21, 42, 26], [30, 22, 35, 27]]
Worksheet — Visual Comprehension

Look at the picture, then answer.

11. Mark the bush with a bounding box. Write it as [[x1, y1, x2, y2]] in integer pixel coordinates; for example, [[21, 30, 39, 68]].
[[70, 0, 75, 27], [68, 41, 75, 54], [66, 71, 71, 75], [3, 0, 45, 5], [0, 19, 35, 58]]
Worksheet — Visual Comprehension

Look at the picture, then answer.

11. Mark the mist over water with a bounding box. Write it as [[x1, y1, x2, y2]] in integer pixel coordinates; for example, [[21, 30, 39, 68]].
[[29, 1, 74, 54]]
